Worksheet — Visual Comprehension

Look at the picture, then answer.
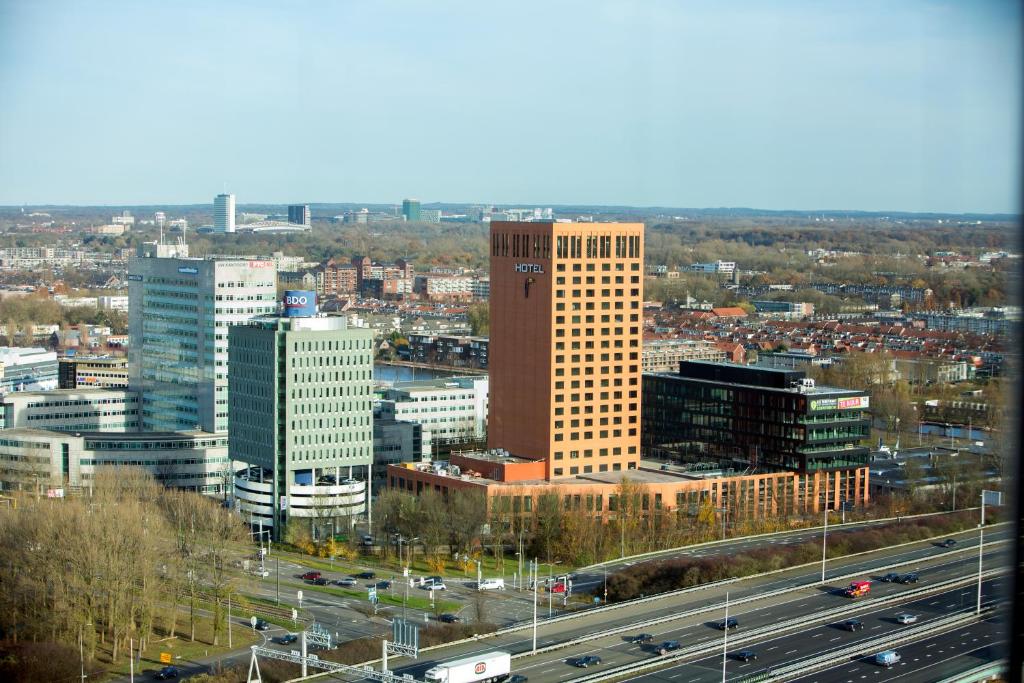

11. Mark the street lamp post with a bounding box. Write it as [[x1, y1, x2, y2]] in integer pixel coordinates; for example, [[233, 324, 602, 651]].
[[821, 481, 829, 584], [977, 489, 1001, 614], [531, 558, 538, 653], [721, 592, 729, 683]]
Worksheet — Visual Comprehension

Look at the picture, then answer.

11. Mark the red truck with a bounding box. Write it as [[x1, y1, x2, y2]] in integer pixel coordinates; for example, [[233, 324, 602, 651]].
[[844, 580, 871, 598]]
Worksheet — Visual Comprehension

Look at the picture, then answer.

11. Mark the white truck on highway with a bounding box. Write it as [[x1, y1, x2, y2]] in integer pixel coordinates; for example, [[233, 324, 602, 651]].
[[424, 651, 512, 683]]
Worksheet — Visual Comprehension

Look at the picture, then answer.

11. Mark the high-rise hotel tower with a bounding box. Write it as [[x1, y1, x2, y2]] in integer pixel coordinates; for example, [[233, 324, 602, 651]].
[[487, 221, 644, 479]]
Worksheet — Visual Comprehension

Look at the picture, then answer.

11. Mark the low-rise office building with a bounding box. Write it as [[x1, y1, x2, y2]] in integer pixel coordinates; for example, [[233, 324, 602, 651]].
[[1, 388, 139, 432], [0, 347, 58, 394], [58, 355, 130, 389], [0, 428, 229, 495], [377, 376, 488, 457], [642, 361, 871, 473], [389, 455, 868, 521]]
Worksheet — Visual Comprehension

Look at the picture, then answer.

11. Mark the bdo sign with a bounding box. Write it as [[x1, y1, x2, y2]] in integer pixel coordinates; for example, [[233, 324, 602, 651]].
[[283, 290, 316, 317]]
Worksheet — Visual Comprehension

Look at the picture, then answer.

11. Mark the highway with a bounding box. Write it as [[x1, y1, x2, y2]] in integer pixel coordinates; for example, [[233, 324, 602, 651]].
[[791, 618, 1006, 683], [621, 578, 1005, 683], [388, 531, 1010, 682]]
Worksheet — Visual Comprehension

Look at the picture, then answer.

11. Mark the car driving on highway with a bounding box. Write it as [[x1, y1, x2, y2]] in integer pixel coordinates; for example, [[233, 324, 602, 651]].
[[841, 619, 864, 631], [629, 633, 653, 644], [879, 572, 901, 582], [732, 650, 757, 662], [571, 656, 602, 668], [716, 617, 739, 630], [658, 640, 681, 655], [895, 613, 918, 624]]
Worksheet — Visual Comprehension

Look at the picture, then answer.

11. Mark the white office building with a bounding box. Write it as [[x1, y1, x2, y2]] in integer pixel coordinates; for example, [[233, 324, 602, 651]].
[[214, 193, 236, 234], [0, 428, 229, 496], [0, 348, 59, 395], [377, 376, 488, 458], [1, 388, 139, 432], [127, 252, 278, 432]]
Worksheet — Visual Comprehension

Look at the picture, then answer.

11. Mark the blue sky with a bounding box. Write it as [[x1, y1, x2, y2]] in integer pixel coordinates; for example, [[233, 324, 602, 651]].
[[0, 0, 1019, 212]]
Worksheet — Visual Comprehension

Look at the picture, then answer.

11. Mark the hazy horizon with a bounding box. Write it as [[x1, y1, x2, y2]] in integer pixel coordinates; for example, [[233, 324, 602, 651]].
[[1, 1, 1020, 213]]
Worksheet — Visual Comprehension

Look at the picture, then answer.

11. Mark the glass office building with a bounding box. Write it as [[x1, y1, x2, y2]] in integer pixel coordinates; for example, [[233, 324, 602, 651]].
[[128, 253, 278, 433], [642, 361, 871, 473]]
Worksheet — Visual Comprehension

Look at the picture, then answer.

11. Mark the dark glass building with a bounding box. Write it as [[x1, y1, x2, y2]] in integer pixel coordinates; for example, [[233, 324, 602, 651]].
[[642, 361, 870, 473]]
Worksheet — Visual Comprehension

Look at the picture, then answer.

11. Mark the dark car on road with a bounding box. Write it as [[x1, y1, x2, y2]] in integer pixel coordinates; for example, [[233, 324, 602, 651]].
[[508, 676, 528, 683], [629, 633, 653, 644], [375, 580, 392, 589], [277, 633, 298, 645], [355, 571, 376, 580], [896, 573, 919, 584], [154, 666, 179, 679], [716, 617, 739, 630], [940, 539, 957, 548], [658, 640, 681, 655], [254, 618, 271, 631], [309, 577, 329, 586], [879, 573, 901, 583], [437, 613, 461, 623], [571, 656, 602, 668], [733, 650, 758, 662], [299, 571, 321, 580], [841, 619, 864, 631]]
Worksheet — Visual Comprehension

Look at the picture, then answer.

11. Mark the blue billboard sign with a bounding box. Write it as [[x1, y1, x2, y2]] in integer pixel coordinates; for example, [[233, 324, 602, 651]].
[[283, 290, 316, 317]]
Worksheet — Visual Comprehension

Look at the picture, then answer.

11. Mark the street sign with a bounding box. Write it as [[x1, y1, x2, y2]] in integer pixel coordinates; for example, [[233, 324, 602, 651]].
[[297, 590, 303, 608], [368, 587, 378, 603], [292, 608, 298, 622], [250, 616, 258, 629], [160, 652, 172, 664]]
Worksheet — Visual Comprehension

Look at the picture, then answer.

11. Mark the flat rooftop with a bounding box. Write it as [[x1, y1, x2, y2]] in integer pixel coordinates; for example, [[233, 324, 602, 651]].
[[646, 370, 862, 397], [453, 449, 537, 465], [0, 427, 221, 441], [400, 458, 738, 489], [379, 376, 483, 391], [4, 387, 133, 399]]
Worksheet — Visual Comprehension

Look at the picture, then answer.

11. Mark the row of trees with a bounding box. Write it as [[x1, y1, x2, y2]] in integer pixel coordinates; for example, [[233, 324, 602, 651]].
[[0, 469, 251, 670], [373, 481, 807, 570]]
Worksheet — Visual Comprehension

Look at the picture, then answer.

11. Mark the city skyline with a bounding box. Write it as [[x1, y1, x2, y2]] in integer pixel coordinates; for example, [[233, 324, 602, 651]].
[[0, 1, 1019, 213]]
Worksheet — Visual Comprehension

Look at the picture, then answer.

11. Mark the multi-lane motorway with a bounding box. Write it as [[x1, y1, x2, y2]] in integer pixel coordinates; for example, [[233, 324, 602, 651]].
[[613, 578, 1005, 683], [387, 528, 1009, 683]]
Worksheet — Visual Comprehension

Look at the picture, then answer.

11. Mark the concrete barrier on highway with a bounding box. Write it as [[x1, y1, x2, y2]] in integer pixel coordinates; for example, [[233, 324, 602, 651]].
[[934, 659, 1008, 683]]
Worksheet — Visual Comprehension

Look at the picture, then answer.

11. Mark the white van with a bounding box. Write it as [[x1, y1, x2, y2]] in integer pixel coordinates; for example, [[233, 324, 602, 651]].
[[478, 578, 505, 590], [874, 650, 901, 667]]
